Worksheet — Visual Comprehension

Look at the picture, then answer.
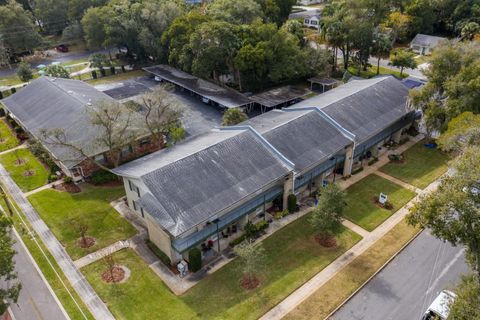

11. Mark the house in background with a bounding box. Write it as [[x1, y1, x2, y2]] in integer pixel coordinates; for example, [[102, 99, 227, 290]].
[[0, 76, 161, 181], [303, 15, 321, 29], [113, 75, 416, 266], [410, 34, 447, 55]]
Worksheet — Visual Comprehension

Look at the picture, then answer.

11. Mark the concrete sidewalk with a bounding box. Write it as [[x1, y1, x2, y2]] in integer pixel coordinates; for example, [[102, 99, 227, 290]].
[[260, 178, 440, 320], [0, 164, 115, 320]]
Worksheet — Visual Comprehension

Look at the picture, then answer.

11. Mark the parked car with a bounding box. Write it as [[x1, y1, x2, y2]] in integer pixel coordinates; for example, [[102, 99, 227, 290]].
[[55, 44, 69, 52], [421, 290, 456, 320]]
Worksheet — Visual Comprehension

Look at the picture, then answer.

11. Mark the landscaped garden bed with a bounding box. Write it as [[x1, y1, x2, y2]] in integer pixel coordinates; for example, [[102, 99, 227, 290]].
[[27, 185, 137, 260], [343, 174, 416, 231], [0, 148, 49, 191], [379, 140, 449, 189]]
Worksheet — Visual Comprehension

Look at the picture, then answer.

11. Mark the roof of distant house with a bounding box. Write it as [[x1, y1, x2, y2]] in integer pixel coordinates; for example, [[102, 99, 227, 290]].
[[113, 129, 292, 237], [1, 77, 141, 168], [411, 34, 447, 48], [291, 76, 410, 144], [143, 65, 252, 109]]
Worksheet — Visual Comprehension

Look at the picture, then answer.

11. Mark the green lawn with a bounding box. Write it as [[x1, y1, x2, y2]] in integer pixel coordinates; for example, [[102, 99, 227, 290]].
[[0, 119, 19, 152], [82, 213, 361, 320], [380, 141, 449, 189], [0, 148, 49, 192], [344, 174, 416, 231], [86, 70, 148, 85], [28, 185, 137, 260], [82, 249, 197, 320], [347, 65, 409, 79]]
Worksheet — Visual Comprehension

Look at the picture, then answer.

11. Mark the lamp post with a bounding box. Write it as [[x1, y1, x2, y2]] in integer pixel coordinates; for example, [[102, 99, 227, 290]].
[[212, 218, 220, 253]]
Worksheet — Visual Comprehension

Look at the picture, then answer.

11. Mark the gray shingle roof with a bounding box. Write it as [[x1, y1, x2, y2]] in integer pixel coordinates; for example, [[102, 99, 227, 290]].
[[1, 77, 117, 168], [114, 129, 291, 237], [292, 76, 409, 143], [144, 65, 252, 109], [250, 86, 311, 108], [411, 34, 446, 48], [243, 109, 352, 172]]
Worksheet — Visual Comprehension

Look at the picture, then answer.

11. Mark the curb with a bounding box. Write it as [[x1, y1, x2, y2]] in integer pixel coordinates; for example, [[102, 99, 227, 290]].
[[324, 228, 424, 320]]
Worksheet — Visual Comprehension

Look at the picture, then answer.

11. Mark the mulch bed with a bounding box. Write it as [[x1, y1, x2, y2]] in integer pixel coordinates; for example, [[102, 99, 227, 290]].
[[77, 236, 96, 248], [102, 266, 126, 283], [240, 275, 261, 290], [54, 182, 81, 193], [314, 234, 337, 248], [372, 197, 394, 210], [14, 159, 25, 166], [23, 169, 35, 176]]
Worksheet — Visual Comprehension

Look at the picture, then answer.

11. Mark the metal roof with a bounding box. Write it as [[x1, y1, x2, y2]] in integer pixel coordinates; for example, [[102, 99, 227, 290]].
[[249, 86, 311, 108], [143, 65, 252, 109], [242, 109, 352, 172], [1, 77, 117, 168], [411, 34, 447, 48], [114, 129, 291, 237], [292, 76, 410, 143]]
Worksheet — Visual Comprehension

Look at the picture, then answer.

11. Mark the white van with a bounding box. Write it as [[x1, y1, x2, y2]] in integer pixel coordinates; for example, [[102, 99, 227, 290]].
[[421, 290, 457, 320]]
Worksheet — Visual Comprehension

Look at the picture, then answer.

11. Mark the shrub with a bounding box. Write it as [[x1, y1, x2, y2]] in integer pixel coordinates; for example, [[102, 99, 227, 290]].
[[287, 194, 297, 213], [90, 170, 117, 185], [146, 240, 171, 266], [64, 176, 73, 184], [244, 221, 257, 238], [28, 140, 57, 170], [351, 167, 364, 175], [274, 210, 289, 219], [48, 174, 59, 183], [367, 157, 379, 166], [255, 220, 268, 232], [230, 234, 247, 247], [17, 61, 33, 82], [188, 247, 202, 272]]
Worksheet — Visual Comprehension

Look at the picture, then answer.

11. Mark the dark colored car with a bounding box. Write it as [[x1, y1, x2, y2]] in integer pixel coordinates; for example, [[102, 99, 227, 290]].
[[55, 44, 69, 53]]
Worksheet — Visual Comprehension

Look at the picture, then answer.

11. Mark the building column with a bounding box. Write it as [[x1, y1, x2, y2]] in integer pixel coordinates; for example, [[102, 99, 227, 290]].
[[283, 172, 294, 210], [371, 142, 383, 157], [392, 130, 402, 144], [343, 145, 354, 177], [314, 172, 326, 188]]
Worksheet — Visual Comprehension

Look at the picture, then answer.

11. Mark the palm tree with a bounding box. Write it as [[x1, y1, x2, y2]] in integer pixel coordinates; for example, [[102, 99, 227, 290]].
[[371, 34, 392, 75]]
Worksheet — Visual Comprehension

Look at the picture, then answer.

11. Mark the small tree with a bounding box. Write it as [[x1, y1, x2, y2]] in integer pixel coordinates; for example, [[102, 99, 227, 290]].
[[44, 65, 70, 78], [389, 49, 417, 76], [461, 22, 480, 41], [222, 108, 248, 126], [71, 217, 90, 248], [309, 184, 346, 246], [188, 247, 202, 272], [234, 240, 264, 290], [140, 85, 183, 148], [169, 125, 185, 145], [16, 61, 33, 82], [371, 34, 392, 75], [287, 194, 297, 213]]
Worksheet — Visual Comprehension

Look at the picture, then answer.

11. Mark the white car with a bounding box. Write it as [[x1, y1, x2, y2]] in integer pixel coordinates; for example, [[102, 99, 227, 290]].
[[421, 290, 457, 320]]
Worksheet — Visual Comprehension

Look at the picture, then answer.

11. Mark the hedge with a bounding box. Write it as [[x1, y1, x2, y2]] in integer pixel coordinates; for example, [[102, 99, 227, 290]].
[[146, 240, 171, 266], [287, 194, 297, 213], [90, 170, 118, 185], [188, 247, 202, 272]]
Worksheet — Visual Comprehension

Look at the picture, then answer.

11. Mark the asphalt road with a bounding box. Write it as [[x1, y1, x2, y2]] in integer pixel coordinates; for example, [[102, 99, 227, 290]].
[[1, 229, 68, 320], [332, 230, 469, 320]]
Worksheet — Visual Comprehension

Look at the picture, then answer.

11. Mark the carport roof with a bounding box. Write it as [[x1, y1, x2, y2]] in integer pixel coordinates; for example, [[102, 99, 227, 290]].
[[242, 109, 353, 172], [249, 86, 311, 108], [1, 77, 116, 168], [113, 129, 292, 237], [291, 76, 410, 144], [143, 65, 252, 109]]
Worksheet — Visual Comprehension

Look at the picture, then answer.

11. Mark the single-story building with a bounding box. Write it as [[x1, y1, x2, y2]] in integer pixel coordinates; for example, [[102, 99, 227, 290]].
[[410, 34, 447, 55], [113, 75, 416, 266], [304, 15, 321, 29], [249, 86, 311, 113], [144, 65, 253, 111], [0, 76, 160, 181]]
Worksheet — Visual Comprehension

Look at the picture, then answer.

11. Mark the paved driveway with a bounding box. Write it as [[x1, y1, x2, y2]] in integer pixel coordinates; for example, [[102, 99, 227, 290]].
[[332, 230, 469, 320], [99, 76, 223, 137]]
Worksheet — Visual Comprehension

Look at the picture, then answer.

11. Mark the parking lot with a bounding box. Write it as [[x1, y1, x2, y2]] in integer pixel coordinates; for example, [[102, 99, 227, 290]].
[[96, 76, 223, 138]]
